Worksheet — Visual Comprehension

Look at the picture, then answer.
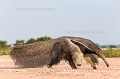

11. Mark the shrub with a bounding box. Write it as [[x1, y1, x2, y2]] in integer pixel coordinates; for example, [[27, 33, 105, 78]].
[[0, 49, 11, 55], [102, 49, 120, 58]]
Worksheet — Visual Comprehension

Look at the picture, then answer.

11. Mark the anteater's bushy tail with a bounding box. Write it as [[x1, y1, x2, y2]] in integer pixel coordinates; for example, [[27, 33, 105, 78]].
[[10, 42, 53, 68]]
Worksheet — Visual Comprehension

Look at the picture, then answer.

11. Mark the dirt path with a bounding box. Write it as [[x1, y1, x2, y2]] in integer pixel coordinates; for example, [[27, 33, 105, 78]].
[[0, 55, 120, 79]]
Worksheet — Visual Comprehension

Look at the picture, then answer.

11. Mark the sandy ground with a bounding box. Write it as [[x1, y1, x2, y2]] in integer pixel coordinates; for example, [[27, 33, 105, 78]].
[[0, 55, 120, 79]]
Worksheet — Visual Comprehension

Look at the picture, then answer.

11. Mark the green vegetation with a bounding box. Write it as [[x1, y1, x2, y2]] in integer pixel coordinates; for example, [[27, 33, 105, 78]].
[[14, 36, 53, 45], [0, 40, 11, 55], [15, 40, 25, 45], [26, 38, 36, 44], [102, 49, 120, 58], [26, 36, 52, 44], [36, 36, 52, 42], [0, 49, 11, 55], [0, 40, 7, 48]]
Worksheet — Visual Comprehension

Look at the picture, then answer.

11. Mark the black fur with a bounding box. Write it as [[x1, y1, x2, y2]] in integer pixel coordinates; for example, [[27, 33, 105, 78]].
[[70, 40, 96, 55]]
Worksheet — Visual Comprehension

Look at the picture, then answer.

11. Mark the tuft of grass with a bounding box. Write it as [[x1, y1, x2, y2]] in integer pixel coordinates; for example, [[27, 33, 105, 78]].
[[0, 49, 11, 55], [102, 49, 120, 58]]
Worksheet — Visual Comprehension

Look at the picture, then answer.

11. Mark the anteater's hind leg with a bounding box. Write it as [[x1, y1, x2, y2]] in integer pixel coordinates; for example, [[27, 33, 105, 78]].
[[91, 63, 98, 69], [84, 54, 99, 69]]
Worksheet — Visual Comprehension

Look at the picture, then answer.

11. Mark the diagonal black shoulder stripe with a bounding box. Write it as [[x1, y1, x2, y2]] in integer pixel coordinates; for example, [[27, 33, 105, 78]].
[[70, 40, 97, 55]]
